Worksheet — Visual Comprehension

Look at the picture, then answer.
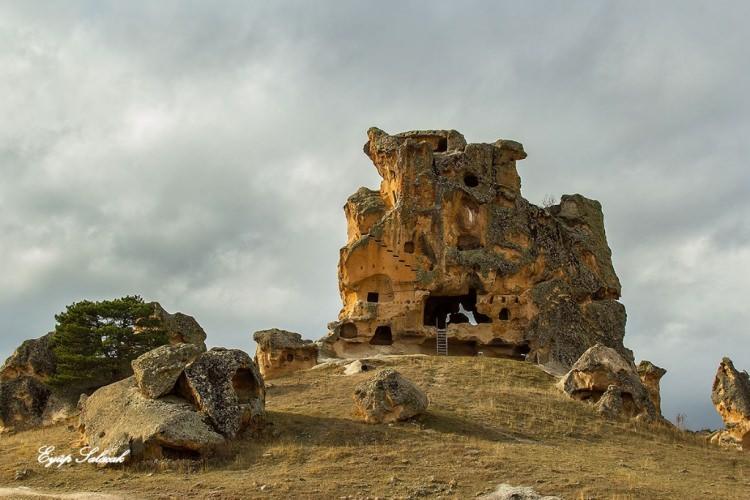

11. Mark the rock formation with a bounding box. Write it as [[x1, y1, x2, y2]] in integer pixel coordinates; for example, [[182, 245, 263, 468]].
[[479, 484, 561, 500], [710, 357, 750, 450], [637, 360, 667, 415], [352, 368, 428, 423], [558, 344, 659, 422], [253, 329, 318, 379], [79, 346, 265, 462], [321, 128, 629, 369], [0, 302, 207, 432]]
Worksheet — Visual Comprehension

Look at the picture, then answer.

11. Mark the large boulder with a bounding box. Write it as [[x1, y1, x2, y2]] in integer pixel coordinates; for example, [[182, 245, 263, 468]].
[[0, 376, 51, 430], [253, 328, 318, 379], [179, 348, 265, 438], [352, 369, 428, 423], [637, 360, 667, 415], [136, 302, 207, 351], [558, 344, 658, 422], [710, 357, 750, 450], [0, 333, 56, 382], [79, 377, 224, 461], [132, 344, 203, 399]]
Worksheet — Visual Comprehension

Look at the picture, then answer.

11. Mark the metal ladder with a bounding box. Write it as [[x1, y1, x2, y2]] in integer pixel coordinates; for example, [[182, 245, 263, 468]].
[[436, 328, 448, 356]]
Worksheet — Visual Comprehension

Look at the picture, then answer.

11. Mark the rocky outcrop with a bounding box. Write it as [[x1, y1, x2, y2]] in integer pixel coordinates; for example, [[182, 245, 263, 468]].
[[321, 127, 630, 368], [637, 360, 667, 415], [559, 344, 658, 422], [352, 369, 428, 423], [136, 302, 207, 351], [710, 357, 750, 450], [79, 377, 225, 461], [132, 344, 203, 399], [479, 484, 561, 500], [253, 329, 318, 379], [79, 346, 265, 462], [0, 302, 209, 432], [179, 348, 265, 439]]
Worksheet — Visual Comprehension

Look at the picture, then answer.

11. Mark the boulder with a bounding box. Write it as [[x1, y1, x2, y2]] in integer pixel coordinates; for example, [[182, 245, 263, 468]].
[[352, 369, 428, 423], [132, 344, 203, 399], [479, 484, 561, 500], [136, 302, 207, 351], [637, 360, 667, 414], [344, 359, 375, 375], [711, 357, 750, 450], [253, 328, 318, 379], [0, 376, 51, 431], [179, 348, 265, 438], [79, 377, 224, 461], [558, 344, 658, 422], [0, 333, 56, 382]]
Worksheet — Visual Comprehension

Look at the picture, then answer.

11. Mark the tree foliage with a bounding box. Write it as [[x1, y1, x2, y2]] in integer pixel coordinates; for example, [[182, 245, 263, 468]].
[[48, 296, 168, 388]]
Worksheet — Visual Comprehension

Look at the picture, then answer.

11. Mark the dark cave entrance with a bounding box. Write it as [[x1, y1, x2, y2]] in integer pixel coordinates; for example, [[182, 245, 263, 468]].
[[422, 288, 492, 328], [370, 325, 393, 345]]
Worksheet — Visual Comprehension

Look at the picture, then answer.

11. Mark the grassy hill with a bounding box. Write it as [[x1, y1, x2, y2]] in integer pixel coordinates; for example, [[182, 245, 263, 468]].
[[1, 355, 748, 499]]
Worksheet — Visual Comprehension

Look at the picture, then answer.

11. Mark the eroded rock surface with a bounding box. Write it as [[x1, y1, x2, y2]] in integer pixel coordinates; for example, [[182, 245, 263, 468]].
[[352, 368, 428, 423], [479, 483, 561, 500], [637, 360, 667, 415], [559, 344, 658, 422], [132, 344, 203, 399], [0, 333, 56, 382], [179, 348, 265, 438], [136, 302, 207, 351], [0, 376, 51, 430], [711, 357, 750, 450], [322, 127, 630, 368], [253, 328, 318, 379]]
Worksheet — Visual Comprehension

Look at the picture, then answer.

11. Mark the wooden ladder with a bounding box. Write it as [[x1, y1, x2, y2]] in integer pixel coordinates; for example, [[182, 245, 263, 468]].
[[436, 328, 448, 356]]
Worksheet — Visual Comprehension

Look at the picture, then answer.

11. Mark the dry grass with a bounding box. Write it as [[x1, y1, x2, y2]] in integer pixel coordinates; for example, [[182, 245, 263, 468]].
[[1, 355, 749, 499]]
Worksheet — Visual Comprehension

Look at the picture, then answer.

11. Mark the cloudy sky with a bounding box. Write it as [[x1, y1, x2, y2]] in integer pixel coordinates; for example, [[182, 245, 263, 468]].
[[1, 1, 749, 429]]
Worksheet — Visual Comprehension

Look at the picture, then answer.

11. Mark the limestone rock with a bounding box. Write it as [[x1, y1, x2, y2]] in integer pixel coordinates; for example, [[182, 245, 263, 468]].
[[559, 344, 658, 422], [0, 376, 51, 430], [344, 359, 375, 375], [637, 360, 667, 414], [253, 328, 318, 379], [479, 484, 561, 500], [136, 302, 207, 351], [711, 357, 750, 450], [179, 348, 265, 438], [132, 344, 203, 399], [79, 377, 224, 461], [321, 127, 630, 368], [352, 369, 428, 423], [0, 333, 56, 382]]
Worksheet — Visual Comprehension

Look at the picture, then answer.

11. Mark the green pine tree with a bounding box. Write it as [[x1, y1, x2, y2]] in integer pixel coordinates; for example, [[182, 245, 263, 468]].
[[48, 296, 168, 389]]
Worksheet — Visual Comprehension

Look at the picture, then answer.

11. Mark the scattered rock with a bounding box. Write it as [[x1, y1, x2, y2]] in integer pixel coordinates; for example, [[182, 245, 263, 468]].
[[558, 343, 659, 422], [637, 360, 667, 414], [132, 344, 203, 399], [478, 483, 561, 500], [710, 357, 750, 450], [344, 360, 374, 375], [79, 377, 225, 462], [14, 469, 30, 481], [253, 328, 318, 379], [179, 348, 265, 438], [352, 369, 428, 423]]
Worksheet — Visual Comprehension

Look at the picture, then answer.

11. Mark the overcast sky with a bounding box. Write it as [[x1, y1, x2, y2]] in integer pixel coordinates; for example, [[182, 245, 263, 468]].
[[1, 1, 748, 429]]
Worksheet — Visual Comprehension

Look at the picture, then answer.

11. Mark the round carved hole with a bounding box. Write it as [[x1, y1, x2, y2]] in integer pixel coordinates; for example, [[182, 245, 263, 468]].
[[464, 174, 479, 187]]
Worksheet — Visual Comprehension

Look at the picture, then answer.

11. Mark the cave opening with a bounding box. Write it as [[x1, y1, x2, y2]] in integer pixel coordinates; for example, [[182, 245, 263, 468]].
[[463, 173, 479, 187], [370, 326, 393, 345], [340, 322, 358, 339], [366, 292, 379, 303], [499, 308, 510, 321], [423, 288, 492, 328]]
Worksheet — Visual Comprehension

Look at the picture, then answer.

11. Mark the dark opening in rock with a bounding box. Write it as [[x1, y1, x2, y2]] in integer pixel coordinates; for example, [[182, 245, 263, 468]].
[[367, 292, 379, 303], [161, 446, 202, 461], [370, 326, 393, 345], [499, 308, 510, 321], [463, 173, 479, 187], [436, 137, 448, 152], [340, 322, 358, 339], [423, 288, 488, 328], [403, 241, 415, 254], [232, 368, 260, 404], [457, 234, 481, 250], [286, 353, 294, 362]]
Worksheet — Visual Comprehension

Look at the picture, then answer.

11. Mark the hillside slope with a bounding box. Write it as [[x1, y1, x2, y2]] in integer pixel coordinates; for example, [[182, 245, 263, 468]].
[[1, 355, 748, 499]]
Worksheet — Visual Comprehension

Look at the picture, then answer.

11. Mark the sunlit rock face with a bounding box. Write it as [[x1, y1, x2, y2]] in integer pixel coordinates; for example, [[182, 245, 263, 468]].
[[320, 128, 631, 369]]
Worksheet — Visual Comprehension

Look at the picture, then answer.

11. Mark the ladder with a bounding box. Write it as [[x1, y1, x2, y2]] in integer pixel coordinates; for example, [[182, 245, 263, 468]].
[[436, 328, 448, 356]]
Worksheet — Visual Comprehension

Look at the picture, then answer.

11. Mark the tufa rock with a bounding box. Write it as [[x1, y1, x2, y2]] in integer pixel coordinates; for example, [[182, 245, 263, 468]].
[[344, 359, 375, 375], [710, 357, 750, 450], [136, 302, 208, 351], [132, 344, 203, 399], [478, 484, 561, 500], [322, 127, 630, 368], [179, 348, 265, 438], [0, 333, 56, 382], [253, 328, 318, 379], [558, 344, 659, 422], [352, 368, 428, 423], [78, 377, 224, 461], [637, 360, 667, 415], [0, 376, 51, 430]]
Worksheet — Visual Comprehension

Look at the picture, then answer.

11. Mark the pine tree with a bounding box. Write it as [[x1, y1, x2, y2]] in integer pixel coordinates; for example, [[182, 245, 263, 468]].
[[48, 296, 168, 389]]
